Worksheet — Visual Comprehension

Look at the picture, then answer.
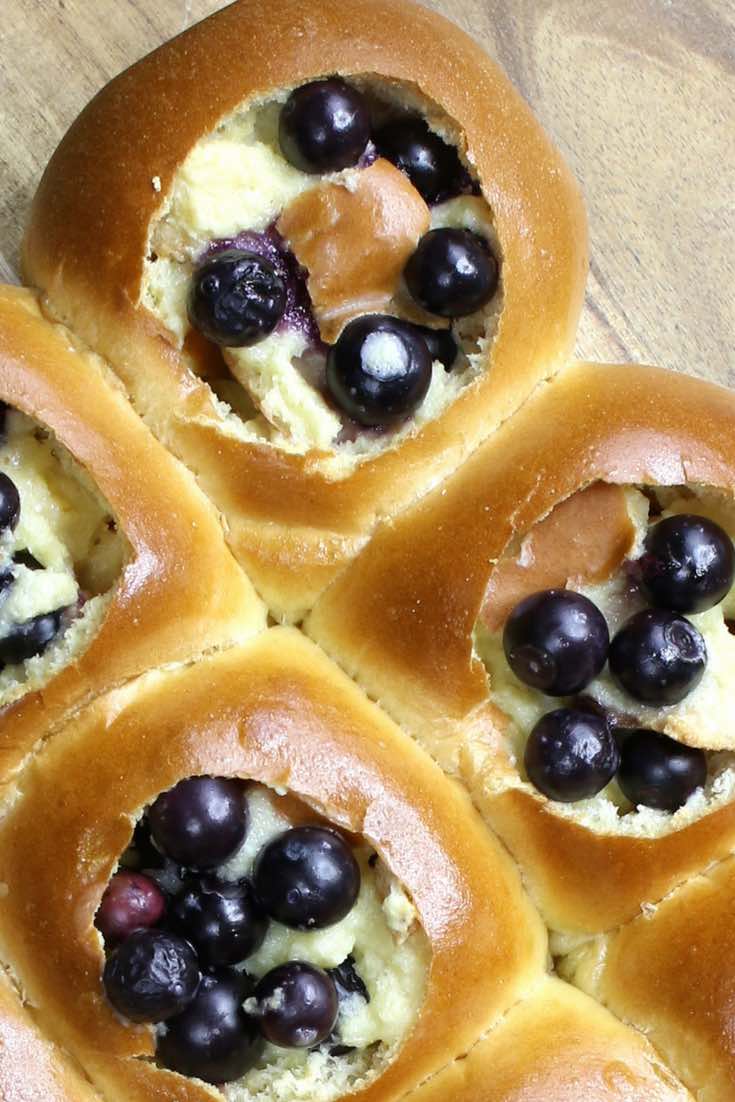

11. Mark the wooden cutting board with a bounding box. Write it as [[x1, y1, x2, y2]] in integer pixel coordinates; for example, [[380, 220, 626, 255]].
[[1, 0, 733, 384]]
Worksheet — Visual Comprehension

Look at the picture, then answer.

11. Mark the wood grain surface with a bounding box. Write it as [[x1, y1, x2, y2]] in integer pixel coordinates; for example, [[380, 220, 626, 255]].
[[1, 0, 733, 382]]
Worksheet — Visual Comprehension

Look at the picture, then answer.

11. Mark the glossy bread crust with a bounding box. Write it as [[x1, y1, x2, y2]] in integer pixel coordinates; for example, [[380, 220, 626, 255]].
[[0, 628, 547, 1102], [0, 966, 103, 1102], [571, 855, 735, 1102], [23, 0, 587, 619], [307, 361, 735, 934], [0, 286, 265, 786], [403, 977, 693, 1102]]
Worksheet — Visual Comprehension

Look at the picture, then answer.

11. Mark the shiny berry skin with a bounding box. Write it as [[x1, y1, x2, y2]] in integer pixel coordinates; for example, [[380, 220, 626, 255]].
[[254, 962, 338, 1048], [102, 929, 200, 1023], [188, 250, 286, 347], [524, 709, 620, 803], [404, 228, 498, 317], [170, 878, 267, 967], [640, 514, 735, 613], [412, 324, 458, 371], [149, 777, 249, 870], [0, 472, 20, 532], [374, 117, 462, 203], [95, 871, 165, 945], [0, 608, 65, 668], [503, 589, 610, 696], [326, 315, 432, 427], [157, 970, 263, 1083], [617, 728, 707, 811], [609, 609, 707, 705], [253, 826, 360, 930], [279, 78, 369, 173]]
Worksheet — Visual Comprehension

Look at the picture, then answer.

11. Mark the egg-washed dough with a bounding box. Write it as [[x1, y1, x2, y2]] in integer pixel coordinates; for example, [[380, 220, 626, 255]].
[[0, 409, 125, 706], [475, 484, 735, 835], [139, 784, 429, 1102], [141, 86, 500, 464]]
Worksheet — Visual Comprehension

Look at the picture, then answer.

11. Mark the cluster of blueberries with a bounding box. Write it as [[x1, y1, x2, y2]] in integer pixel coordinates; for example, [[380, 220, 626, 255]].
[[98, 776, 368, 1085], [502, 513, 735, 812], [186, 77, 499, 429], [0, 420, 69, 670]]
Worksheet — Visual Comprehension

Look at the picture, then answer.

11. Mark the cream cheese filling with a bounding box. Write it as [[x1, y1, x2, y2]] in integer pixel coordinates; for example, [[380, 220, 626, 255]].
[[138, 783, 430, 1101], [142, 83, 501, 468], [475, 484, 735, 836]]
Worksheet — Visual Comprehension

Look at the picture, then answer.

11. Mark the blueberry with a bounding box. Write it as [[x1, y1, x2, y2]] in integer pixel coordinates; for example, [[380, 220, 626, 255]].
[[0, 472, 20, 533], [609, 609, 706, 705], [524, 708, 620, 802], [374, 117, 463, 203], [279, 78, 369, 173], [411, 324, 458, 371], [326, 315, 432, 427], [617, 728, 707, 811], [503, 589, 610, 696], [329, 956, 370, 1004], [95, 871, 166, 945], [0, 608, 66, 668], [102, 929, 200, 1023], [157, 969, 262, 1083], [253, 962, 338, 1049], [149, 777, 248, 870], [170, 878, 267, 968], [640, 514, 735, 613], [404, 228, 498, 317], [188, 250, 286, 347], [253, 827, 360, 930]]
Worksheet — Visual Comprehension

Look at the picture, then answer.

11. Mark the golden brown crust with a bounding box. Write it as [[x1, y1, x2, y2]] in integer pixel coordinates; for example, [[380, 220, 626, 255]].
[[0, 966, 103, 1102], [0, 627, 546, 1102], [307, 361, 735, 934], [22, 0, 587, 619], [480, 482, 635, 632], [277, 158, 431, 342], [572, 856, 735, 1102], [0, 286, 265, 787], [403, 978, 693, 1102]]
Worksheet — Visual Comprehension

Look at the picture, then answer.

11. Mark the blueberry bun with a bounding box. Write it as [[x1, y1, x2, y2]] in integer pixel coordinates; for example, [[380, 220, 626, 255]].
[[0, 629, 547, 1102], [0, 286, 264, 784], [307, 362, 735, 938], [23, 0, 587, 619]]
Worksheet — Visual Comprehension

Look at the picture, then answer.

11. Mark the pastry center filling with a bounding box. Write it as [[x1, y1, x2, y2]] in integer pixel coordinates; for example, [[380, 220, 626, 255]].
[[142, 76, 501, 465], [0, 404, 125, 706], [475, 483, 735, 833], [97, 776, 429, 1098]]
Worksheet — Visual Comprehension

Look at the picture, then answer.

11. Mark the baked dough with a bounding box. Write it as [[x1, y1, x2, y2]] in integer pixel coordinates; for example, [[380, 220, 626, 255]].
[[23, 0, 587, 620], [307, 361, 735, 937], [0, 628, 546, 1102], [2, 2, 727, 1098], [0, 286, 265, 786]]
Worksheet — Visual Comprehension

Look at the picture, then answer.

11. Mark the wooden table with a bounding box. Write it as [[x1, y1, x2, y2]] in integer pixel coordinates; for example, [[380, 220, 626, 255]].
[[1, 0, 733, 383]]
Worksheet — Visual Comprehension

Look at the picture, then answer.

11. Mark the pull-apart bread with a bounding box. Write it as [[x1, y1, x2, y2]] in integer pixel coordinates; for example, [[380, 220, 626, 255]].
[[0, 285, 264, 785], [0, 628, 537, 1102], [0, 629, 694, 1102], [1, 1, 726, 1099], [308, 362, 735, 950], [22, 0, 587, 619]]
